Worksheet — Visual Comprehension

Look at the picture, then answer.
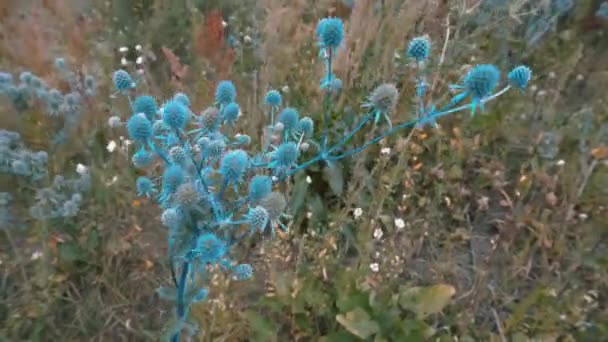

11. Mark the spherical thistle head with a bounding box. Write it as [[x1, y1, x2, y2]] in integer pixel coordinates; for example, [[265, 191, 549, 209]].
[[278, 107, 299, 130], [84, 74, 95, 90], [196, 233, 226, 263], [508, 65, 532, 91], [207, 139, 226, 158], [367, 83, 399, 114], [234, 134, 251, 146], [223, 102, 240, 124], [112, 69, 134, 92], [233, 264, 253, 280], [168, 145, 187, 165], [259, 192, 287, 221], [200, 107, 220, 130], [108, 116, 122, 128], [132, 148, 154, 168], [319, 17, 344, 49], [64, 92, 82, 110], [173, 92, 191, 107], [127, 113, 153, 142], [273, 142, 299, 167], [246, 206, 269, 234], [19, 71, 33, 85], [0, 72, 13, 86], [174, 182, 200, 207], [248, 175, 273, 201], [464, 64, 500, 100], [162, 164, 185, 194], [162, 100, 190, 130], [161, 208, 181, 229], [215, 80, 237, 105], [136, 176, 156, 197], [220, 149, 250, 184], [297, 117, 314, 137], [407, 36, 431, 62], [264, 90, 282, 107], [133, 95, 158, 121]]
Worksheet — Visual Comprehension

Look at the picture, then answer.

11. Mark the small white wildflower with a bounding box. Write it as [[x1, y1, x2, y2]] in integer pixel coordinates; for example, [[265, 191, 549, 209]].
[[281, 85, 289, 93], [31, 251, 43, 261], [370, 263, 379, 272], [306, 211, 312, 219], [579, 213, 588, 220], [381, 147, 391, 155], [119, 46, 129, 53], [556, 159, 565, 166], [576, 74, 584, 81], [306, 176, 312, 184], [244, 35, 252, 43], [137, 69, 144, 75], [373, 228, 383, 240], [121, 57, 128, 66], [273, 122, 285, 132], [135, 44, 142, 51], [300, 142, 310, 151], [353, 207, 363, 218], [548, 71, 556, 79], [394, 218, 405, 229], [106, 175, 118, 186], [76, 163, 88, 175], [136, 56, 144, 64], [107, 140, 117, 152], [271, 176, 279, 182], [222, 20, 227, 28], [123, 139, 132, 147]]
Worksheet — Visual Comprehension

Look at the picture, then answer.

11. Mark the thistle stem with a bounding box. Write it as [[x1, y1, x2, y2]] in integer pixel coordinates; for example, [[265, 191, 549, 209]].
[[171, 261, 191, 342]]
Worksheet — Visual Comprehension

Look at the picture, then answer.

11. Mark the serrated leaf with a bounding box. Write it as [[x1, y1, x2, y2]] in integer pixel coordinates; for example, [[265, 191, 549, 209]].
[[156, 286, 177, 301], [324, 161, 344, 195], [336, 307, 380, 339], [399, 284, 455, 319]]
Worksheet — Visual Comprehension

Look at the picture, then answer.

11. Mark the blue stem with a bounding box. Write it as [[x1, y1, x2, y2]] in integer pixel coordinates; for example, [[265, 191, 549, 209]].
[[321, 49, 333, 151], [328, 86, 511, 160], [171, 261, 191, 342]]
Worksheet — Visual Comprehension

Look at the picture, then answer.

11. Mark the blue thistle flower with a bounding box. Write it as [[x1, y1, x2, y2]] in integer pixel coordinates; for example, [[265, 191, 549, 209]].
[[233, 264, 253, 280], [297, 117, 314, 137], [318, 17, 344, 50], [136, 176, 156, 197], [112, 69, 134, 92], [245, 206, 269, 234], [174, 182, 200, 207], [133, 95, 158, 121], [264, 90, 282, 107], [407, 36, 431, 62], [463, 64, 500, 114], [45, 89, 63, 115], [162, 100, 190, 130], [278, 107, 299, 130], [271, 142, 299, 168], [215, 80, 237, 105], [259, 192, 288, 237], [64, 92, 82, 111], [54, 58, 67, 70], [220, 149, 249, 185], [598, 2, 608, 19], [127, 113, 153, 142], [0, 72, 13, 88], [173, 92, 191, 107], [168, 145, 187, 165], [363, 83, 399, 127], [248, 175, 273, 201], [222, 102, 240, 124], [508, 65, 532, 91], [233, 134, 251, 146], [132, 148, 154, 168], [19, 71, 33, 85], [161, 208, 181, 229], [161, 165, 185, 202], [200, 107, 220, 131], [195, 233, 226, 263]]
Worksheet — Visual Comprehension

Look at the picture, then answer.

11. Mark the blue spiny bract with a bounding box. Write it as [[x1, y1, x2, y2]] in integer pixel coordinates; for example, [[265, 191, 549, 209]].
[[111, 14, 532, 341], [112, 69, 134, 92]]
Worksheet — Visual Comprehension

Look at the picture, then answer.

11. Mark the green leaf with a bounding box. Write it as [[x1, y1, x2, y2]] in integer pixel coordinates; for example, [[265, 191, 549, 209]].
[[57, 241, 87, 263], [244, 310, 277, 342], [324, 161, 344, 196], [399, 284, 455, 319], [86, 229, 100, 251], [156, 286, 177, 301], [336, 307, 380, 339]]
